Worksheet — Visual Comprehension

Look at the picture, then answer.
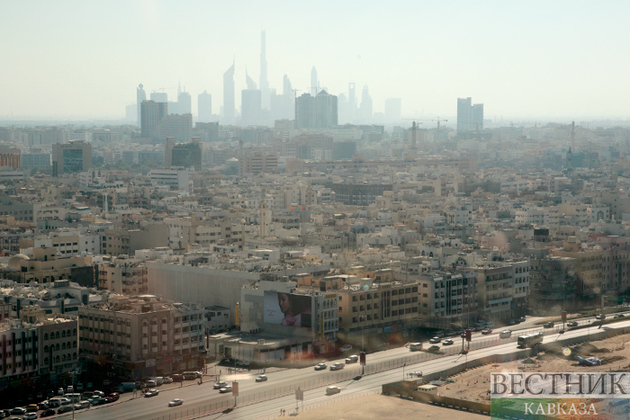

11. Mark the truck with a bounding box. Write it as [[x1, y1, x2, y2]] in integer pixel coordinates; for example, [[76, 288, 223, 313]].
[[409, 343, 423, 351]]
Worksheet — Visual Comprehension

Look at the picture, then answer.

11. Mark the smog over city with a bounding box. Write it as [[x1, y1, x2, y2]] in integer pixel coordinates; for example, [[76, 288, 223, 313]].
[[1, 2, 630, 420]]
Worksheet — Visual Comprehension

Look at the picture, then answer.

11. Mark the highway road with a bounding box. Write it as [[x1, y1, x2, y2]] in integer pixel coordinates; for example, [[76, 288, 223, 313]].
[[52, 313, 630, 420]]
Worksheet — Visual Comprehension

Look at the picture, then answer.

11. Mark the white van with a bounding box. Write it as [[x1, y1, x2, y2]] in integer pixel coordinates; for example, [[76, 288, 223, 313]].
[[326, 386, 341, 395]]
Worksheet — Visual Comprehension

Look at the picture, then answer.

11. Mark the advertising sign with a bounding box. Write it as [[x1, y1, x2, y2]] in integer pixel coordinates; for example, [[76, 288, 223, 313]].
[[264, 291, 312, 329]]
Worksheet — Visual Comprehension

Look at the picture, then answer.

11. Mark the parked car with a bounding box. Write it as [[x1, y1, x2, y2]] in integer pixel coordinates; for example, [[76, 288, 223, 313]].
[[107, 393, 119, 402], [9, 408, 26, 416], [168, 398, 184, 407], [567, 321, 579, 327], [46, 399, 60, 408], [330, 362, 345, 371], [57, 388, 64, 395], [345, 355, 359, 363], [93, 390, 105, 397], [429, 337, 441, 344], [543, 321, 554, 328], [171, 374, 183, 382], [255, 375, 268, 382], [314, 363, 327, 371], [499, 330, 512, 339], [26, 404, 39, 412], [219, 385, 232, 393], [213, 381, 228, 389], [56, 406, 74, 414], [23, 413, 38, 420], [428, 345, 440, 353], [59, 397, 71, 405], [40, 409, 56, 418], [162, 376, 174, 384], [144, 389, 159, 398], [481, 328, 493, 335], [144, 380, 158, 387], [37, 402, 49, 410], [519, 316, 526, 323], [442, 339, 454, 345], [325, 386, 341, 395], [340, 344, 352, 352]]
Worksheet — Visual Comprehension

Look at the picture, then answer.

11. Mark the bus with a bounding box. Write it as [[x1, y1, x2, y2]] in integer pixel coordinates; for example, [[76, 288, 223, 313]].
[[517, 332, 543, 348], [409, 343, 423, 351]]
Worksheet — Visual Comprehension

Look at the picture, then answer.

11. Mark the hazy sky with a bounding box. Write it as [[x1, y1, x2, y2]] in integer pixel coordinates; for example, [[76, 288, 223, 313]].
[[2, 1, 629, 121]]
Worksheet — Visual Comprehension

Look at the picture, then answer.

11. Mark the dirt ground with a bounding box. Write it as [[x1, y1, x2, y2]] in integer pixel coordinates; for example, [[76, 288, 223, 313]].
[[441, 333, 630, 404], [275, 393, 489, 420]]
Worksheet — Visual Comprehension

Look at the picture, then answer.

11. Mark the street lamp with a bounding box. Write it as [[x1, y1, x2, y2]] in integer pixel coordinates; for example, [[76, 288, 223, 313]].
[[359, 315, 366, 352]]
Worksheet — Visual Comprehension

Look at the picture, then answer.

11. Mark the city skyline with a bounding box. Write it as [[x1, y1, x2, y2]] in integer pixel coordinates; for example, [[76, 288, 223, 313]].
[[1, 1, 629, 121]]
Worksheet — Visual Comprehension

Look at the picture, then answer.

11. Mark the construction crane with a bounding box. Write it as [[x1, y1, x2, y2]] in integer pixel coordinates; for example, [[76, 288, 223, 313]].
[[430, 117, 448, 141]]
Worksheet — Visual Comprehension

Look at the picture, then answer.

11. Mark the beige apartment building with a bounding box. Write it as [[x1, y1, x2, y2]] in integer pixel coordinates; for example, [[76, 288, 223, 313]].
[[78, 295, 206, 380], [97, 256, 148, 295]]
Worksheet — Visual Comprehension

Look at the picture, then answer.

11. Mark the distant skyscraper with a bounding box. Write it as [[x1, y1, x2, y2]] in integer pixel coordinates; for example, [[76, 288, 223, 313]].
[[384, 98, 402, 123], [141, 100, 168, 140], [223, 61, 235, 124], [457, 97, 483, 133], [360, 85, 373, 122], [178, 90, 191, 115], [311, 67, 318, 96], [295, 91, 337, 129], [150, 91, 168, 103], [259, 31, 270, 110], [198, 91, 212, 122], [136, 84, 146, 126], [242, 72, 261, 126], [348, 82, 357, 123]]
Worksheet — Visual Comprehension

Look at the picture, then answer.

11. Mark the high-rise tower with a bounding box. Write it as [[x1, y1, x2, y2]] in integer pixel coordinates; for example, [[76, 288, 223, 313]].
[[259, 31, 270, 110], [311, 67, 318, 96], [136, 84, 146, 127], [223, 61, 235, 124]]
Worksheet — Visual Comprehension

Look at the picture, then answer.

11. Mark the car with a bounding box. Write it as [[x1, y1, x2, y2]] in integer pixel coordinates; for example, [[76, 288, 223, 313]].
[[23, 414, 38, 420], [93, 390, 105, 397], [615, 313, 626, 318], [40, 409, 56, 418], [314, 363, 327, 370], [340, 344, 352, 352], [59, 397, 71, 405], [481, 328, 493, 335], [408, 371, 423, 377], [325, 386, 341, 395], [330, 362, 345, 371], [171, 374, 183, 382], [46, 400, 60, 408], [57, 406, 74, 414], [219, 385, 233, 393], [428, 345, 440, 353], [144, 380, 158, 387], [37, 402, 49, 411], [168, 398, 184, 407], [595, 314, 606, 320], [76, 382, 84, 392], [9, 408, 26, 416], [144, 389, 159, 398], [88, 396, 105, 406], [162, 376, 174, 384], [255, 375, 268, 382], [57, 388, 64, 395], [499, 330, 512, 339], [543, 321, 554, 328], [567, 321, 579, 327], [107, 393, 119, 402], [345, 355, 358, 363], [26, 404, 39, 412], [442, 339, 454, 345], [519, 316, 526, 323], [213, 381, 228, 389], [429, 337, 441, 344], [73, 401, 90, 410]]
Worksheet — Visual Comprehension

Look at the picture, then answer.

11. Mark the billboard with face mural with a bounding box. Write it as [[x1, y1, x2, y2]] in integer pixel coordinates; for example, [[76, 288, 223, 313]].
[[264, 291, 312, 329]]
